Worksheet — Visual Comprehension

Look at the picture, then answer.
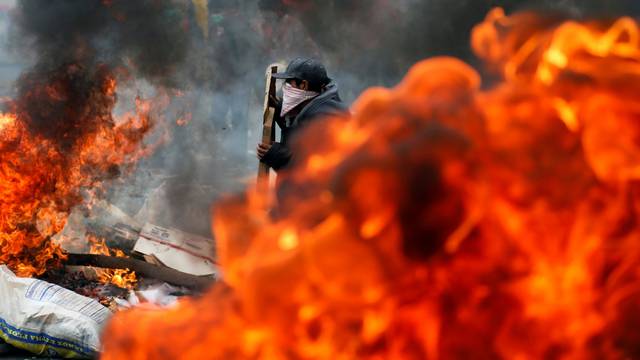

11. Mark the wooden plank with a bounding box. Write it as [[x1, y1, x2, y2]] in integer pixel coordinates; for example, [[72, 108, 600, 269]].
[[258, 65, 278, 184]]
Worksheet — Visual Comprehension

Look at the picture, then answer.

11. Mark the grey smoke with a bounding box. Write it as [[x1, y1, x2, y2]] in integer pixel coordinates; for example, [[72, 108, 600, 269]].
[[7, 0, 191, 153]]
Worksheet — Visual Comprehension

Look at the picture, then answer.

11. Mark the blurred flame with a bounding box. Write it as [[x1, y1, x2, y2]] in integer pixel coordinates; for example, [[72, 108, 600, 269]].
[[0, 112, 15, 127], [103, 8, 640, 359]]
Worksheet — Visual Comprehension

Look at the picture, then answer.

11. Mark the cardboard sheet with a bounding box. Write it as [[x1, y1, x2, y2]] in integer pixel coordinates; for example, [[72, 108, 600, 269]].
[[133, 223, 217, 276]]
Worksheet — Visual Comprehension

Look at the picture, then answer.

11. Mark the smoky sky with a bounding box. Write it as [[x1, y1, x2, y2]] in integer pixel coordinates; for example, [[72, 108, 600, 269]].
[[12, 0, 640, 99], [8, 0, 190, 154], [12, 0, 190, 86]]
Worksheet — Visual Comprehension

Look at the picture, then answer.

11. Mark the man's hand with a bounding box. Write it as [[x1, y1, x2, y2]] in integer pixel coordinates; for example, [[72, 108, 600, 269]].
[[256, 142, 272, 160]]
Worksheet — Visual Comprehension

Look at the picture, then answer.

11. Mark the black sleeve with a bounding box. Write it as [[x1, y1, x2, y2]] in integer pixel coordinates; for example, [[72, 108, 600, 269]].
[[273, 102, 286, 129], [260, 142, 291, 171]]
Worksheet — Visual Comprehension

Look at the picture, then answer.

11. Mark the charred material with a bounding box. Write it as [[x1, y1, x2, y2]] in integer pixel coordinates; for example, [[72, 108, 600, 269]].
[[64, 253, 215, 290]]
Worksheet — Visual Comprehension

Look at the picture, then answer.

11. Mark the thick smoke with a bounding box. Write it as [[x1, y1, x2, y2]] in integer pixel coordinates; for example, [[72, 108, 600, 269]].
[[8, 0, 189, 161], [12, 0, 189, 86], [5, 1, 194, 237]]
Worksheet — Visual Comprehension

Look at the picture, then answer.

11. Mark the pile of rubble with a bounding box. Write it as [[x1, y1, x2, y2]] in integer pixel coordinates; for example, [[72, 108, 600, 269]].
[[0, 200, 218, 359]]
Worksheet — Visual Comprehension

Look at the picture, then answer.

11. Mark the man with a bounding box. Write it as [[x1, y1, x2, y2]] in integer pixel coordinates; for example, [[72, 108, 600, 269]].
[[257, 57, 347, 171]]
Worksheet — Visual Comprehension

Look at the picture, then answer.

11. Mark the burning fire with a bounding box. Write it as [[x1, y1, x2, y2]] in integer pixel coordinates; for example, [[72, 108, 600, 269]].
[[103, 8, 640, 359], [88, 235, 137, 290], [0, 64, 153, 277]]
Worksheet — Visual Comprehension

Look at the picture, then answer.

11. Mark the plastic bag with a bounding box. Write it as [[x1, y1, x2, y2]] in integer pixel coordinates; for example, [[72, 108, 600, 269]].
[[0, 265, 111, 358]]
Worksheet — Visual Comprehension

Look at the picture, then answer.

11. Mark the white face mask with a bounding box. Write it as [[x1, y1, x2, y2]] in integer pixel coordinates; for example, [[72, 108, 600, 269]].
[[281, 82, 319, 117]]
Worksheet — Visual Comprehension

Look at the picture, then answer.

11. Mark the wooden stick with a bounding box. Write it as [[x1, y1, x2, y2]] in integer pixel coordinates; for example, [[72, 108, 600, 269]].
[[65, 253, 215, 290], [258, 65, 278, 185]]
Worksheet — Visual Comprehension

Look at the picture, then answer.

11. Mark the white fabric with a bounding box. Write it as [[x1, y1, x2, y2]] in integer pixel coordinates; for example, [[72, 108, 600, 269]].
[[281, 82, 319, 116]]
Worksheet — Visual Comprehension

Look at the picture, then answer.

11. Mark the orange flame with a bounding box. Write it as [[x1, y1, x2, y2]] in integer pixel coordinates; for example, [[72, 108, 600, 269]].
[[0, 67, 154, 277], [88, 235, 137, 290], [103, 9, 640, 359]]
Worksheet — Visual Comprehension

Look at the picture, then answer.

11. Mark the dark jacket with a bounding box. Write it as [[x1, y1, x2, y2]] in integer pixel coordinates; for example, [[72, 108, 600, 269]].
[[261, 81, 347, 171]]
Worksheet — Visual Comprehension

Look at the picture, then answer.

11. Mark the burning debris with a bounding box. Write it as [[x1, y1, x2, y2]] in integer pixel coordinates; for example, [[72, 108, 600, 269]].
[[100, 8, 640, 359], [0, 0, 216, 358], [0, 0, 193, 276], [88, 234, 138, 290], [0, 63, 152, 277]]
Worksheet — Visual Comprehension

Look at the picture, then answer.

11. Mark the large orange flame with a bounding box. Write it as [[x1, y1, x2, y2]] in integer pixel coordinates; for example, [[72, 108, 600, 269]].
[[0, 64, 154, 277], [103, 9, 640, 359]]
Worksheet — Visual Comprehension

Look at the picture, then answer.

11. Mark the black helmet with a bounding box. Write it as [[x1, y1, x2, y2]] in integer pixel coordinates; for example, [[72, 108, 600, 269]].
[[273, 57, 331, 89]]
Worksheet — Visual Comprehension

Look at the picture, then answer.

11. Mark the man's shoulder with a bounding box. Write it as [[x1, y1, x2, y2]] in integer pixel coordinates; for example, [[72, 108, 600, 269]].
[[305, 97, 348, 118]]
